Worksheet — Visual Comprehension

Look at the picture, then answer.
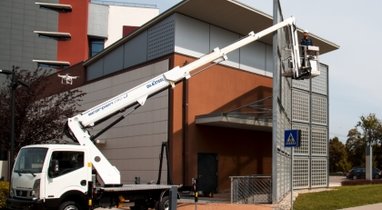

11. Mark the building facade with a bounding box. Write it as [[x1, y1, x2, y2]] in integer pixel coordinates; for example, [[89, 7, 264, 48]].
[[69, 0, 338, 199], [6, 0, 338, 202], [0, 0, 158, 71]]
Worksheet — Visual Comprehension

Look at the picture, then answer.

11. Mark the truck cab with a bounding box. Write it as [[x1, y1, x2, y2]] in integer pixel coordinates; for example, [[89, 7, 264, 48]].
[[8, 144, 91, 210]]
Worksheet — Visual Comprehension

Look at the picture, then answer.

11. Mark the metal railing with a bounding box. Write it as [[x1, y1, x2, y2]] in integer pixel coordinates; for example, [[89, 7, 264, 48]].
[[230, 175, 272, 204]]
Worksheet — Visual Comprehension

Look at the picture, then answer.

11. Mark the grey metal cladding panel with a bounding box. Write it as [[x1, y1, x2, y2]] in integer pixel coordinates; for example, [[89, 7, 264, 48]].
[[35, 6, 58, 31], [0, 0, 58, 70], [87, 59, 104, 81], [174, 13, 209, 56], [86, 59, 104, 81], [81, 60, 169, 137], [0, 9, 11, 27], [124, 31, 148, 68], [209, 25, 239, 68], [33, 38, 57, 62], [147, 15, 175, 60], [117, 163, 167, 184], [89, 63, 169, 183], [103, 46, 124, 75], [88, 3, 108, 37]]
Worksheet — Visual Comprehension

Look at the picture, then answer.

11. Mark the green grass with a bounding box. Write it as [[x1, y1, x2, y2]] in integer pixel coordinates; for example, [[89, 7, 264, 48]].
[[294, 184, 382, 210]]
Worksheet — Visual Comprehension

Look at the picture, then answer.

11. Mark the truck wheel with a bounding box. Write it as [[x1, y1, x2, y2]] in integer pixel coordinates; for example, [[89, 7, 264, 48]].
[[59, 201, 82, 210], [157, 196, 170, 210]]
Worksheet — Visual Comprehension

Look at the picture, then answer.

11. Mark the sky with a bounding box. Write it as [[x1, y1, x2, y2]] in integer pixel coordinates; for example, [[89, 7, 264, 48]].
[[105, 0, 382, 141]]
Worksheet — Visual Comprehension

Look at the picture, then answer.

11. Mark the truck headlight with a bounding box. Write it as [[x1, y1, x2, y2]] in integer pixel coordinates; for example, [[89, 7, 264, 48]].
[[31, 179, 40, 199], [9, 188, 15, 197]]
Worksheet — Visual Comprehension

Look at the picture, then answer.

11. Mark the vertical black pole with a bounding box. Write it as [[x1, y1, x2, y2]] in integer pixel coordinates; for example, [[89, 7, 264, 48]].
[[9, 66, 16, 177]]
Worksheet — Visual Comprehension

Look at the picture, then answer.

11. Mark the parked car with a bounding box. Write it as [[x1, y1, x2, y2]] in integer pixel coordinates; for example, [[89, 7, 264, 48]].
[[346, 167, 381, 179]]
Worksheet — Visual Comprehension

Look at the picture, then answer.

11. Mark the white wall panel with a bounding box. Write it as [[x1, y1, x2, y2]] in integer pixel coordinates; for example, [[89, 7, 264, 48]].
[[209, 25, 240, 68], [106, 5, 158, 47], [174, 13, 209, 57], [88, 3, 108, 38], [240, 42, 267, 75], [174, 14, 273, 77]]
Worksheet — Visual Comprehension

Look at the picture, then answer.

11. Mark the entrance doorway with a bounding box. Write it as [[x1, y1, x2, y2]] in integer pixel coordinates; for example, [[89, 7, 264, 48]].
[[197, 153, 218, 194]]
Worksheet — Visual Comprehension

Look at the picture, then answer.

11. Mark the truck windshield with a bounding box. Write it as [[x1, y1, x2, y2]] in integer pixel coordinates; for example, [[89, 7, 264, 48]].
[[14, 147, 48, 174]]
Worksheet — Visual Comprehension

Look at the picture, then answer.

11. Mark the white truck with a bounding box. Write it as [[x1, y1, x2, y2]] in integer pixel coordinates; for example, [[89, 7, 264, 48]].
[[6, 17, 319, 210]]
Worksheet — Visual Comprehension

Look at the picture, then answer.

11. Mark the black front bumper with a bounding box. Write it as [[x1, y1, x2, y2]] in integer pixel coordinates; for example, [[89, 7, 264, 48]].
[[6, 197, 44, 210]]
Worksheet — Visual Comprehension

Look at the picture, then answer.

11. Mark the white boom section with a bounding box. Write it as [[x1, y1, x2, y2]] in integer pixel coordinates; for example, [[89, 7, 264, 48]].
[[67, 17, 301, 185]]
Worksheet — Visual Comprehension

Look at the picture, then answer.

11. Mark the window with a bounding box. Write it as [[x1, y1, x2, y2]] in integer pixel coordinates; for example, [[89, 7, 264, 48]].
[[89, 37, 105, 57], [48, 151, 84, 178], [14, 148, 48, 174]]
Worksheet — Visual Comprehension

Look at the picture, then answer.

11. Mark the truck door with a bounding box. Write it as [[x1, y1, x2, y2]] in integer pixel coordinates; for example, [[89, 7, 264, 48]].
[[45, 151, 88, 198]]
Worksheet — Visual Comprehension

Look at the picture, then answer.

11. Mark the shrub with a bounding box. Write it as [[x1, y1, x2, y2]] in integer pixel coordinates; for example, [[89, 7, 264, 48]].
[[342, 179, 382, 186], [0, 181, 9, 208]]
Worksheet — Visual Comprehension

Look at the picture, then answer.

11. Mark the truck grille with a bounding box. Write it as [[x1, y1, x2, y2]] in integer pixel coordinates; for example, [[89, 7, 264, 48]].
[[15, 189, 33, 199]]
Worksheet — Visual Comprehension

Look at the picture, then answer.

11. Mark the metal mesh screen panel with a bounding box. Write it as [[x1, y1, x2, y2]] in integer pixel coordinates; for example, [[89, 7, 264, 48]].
[[312, 64, 328, 95], [291, 66, 329, 190], [292, 90, 310, 123], [293, 158, 310, 189], [293, 123, 310, 155], [312, 94, 327, 125], [292, 77, 309, 91], [311, 126, 328, 156], [311, 158, 328, 187]]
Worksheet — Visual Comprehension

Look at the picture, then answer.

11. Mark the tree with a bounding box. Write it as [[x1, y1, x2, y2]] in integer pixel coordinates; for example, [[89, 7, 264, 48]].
[[356, 114, 382, 144], [0, 68, 85, 156], [345, 128, 365, 167], [345, 114, 382, 169], [329, 137, 351, 173]]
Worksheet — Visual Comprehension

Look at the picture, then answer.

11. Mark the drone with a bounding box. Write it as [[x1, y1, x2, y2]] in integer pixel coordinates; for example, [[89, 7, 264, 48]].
[[57, 74, 79, 85]]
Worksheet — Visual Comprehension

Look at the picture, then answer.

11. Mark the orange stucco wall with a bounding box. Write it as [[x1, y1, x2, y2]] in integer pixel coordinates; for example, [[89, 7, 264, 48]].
[[58, 0, 89, 64], [169, 54, 273, 192]]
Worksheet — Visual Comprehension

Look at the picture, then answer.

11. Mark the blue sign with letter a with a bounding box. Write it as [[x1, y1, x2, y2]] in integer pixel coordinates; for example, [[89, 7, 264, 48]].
[[284, 129, 301, 147]]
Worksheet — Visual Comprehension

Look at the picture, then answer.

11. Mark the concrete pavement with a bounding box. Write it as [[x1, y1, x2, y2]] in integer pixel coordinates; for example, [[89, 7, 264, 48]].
[[340, 203, 382, 210]]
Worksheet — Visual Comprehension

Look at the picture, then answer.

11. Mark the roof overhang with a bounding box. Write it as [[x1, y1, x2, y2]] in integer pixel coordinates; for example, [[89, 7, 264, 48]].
[[85, 0, 339, 66], [196, 113, 272, 132]]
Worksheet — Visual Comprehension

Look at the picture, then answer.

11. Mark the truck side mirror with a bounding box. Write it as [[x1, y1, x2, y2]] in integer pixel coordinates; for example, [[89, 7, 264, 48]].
[[48, 159, 59, 178]]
